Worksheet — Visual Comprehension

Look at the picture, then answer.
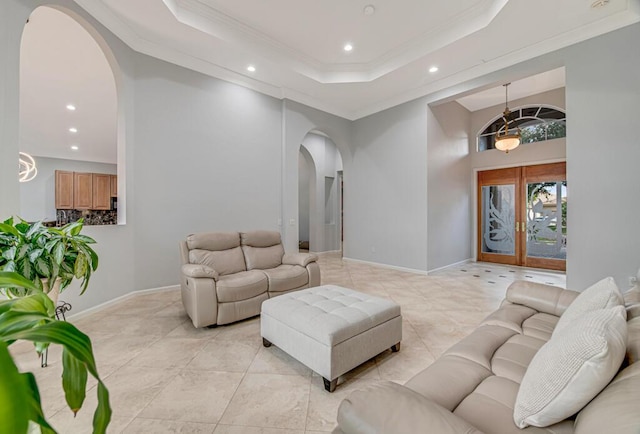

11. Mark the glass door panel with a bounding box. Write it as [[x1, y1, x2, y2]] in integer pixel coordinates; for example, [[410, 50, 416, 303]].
[[526, 182, 566, 259], [482, 185, 516, 255], [477, 167, 521, 266]]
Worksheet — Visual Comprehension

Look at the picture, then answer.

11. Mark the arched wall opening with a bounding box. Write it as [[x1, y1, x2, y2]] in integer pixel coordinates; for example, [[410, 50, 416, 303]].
[[18, 4, 126, 225], [298, 131, 344, 253]]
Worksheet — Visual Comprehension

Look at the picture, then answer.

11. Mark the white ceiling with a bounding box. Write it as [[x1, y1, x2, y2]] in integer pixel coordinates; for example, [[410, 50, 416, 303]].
[[18, 1, 640, 163], [456, 67, 567, 112]]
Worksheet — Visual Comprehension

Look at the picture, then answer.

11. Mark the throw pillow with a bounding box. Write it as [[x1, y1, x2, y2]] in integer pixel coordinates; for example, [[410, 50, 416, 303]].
[[513, 305, 627, 428], [554, 276, 623, 335]]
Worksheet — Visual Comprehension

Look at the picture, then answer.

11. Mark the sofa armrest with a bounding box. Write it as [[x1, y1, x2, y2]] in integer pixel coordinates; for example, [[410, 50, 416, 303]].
[[506, 281, 578, 316], [282, 252, 318, 267], [182, 264, 219, 280], [337, 381, 484, 434]]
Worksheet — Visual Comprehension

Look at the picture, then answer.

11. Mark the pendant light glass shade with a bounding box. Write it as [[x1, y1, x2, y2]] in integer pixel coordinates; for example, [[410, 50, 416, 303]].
[[495, 83, 521, 153]]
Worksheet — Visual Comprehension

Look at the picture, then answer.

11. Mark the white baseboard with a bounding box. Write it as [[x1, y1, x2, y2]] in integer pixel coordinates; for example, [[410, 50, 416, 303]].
[[342, 257, 429, 276], [427, 258, 473, 274], [67, 285, 180, 320]]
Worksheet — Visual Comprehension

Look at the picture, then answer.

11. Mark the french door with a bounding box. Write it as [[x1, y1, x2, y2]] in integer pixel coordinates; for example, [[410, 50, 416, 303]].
[[477, 162, 566, 271]]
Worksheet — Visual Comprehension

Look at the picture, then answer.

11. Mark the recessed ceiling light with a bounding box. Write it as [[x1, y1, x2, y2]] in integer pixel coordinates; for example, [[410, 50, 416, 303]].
[[66, 104, 76, 111], [69, 127, 78, 133], [70, 145, 79, 151], [344, 44, 353, 52], [429, 66, 439, 73], [363, 5, 376, 15], [247, 65, 256, 72]]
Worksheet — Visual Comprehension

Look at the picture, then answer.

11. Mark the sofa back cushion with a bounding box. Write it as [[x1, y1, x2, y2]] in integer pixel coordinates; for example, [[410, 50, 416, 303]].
[[513, 306, 627, 428], [574, 363, 640, 434], [241, 231, 284, 270], [187, 232, 240, 251], [186, 232, 246, 276], [554, 276, 624, 335]]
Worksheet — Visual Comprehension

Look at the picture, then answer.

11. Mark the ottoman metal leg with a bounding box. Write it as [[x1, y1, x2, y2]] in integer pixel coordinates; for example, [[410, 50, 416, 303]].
[[262, 338, 272, 347], [391, 342, 401, 352], [323, 377, 338, 393]]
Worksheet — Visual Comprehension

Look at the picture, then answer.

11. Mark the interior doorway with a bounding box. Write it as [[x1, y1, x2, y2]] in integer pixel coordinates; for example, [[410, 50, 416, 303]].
[[477, 162, 566, 271], [298, 132, 344, 254]]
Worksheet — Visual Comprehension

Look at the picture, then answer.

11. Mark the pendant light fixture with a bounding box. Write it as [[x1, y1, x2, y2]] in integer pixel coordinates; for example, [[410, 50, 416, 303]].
[[495, 83, 521, 153], [19, 152, 38, 182]]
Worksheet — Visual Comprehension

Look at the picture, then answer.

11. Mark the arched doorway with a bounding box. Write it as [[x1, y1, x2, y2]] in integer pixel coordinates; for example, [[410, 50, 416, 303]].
[[19, 6, 121, 225], [298, 131, 344, 253]]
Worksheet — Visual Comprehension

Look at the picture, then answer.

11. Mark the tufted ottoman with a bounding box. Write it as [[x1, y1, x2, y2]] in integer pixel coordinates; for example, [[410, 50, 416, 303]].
[[260, 285, 402, 392]]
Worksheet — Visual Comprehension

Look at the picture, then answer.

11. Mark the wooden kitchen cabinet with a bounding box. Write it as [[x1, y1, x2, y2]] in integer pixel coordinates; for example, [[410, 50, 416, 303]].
[[55, 170, 74, 209], [92, 173, 111, 210], [73, 172, 93, 210], [110, 175, 117, 197]]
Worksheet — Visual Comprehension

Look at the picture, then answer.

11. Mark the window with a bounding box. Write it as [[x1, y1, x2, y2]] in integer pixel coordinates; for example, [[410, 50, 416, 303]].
[[478, 105, 566, 151]]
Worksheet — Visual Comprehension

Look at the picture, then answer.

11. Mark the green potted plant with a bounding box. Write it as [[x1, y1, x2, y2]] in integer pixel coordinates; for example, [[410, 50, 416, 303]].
[[0, 217, 98, 300], [0, 271, 111, 433]]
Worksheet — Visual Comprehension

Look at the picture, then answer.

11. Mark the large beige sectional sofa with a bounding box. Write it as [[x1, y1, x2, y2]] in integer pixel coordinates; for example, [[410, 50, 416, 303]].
[[334, 279, 640, 434], [179, 230, 320, 327]]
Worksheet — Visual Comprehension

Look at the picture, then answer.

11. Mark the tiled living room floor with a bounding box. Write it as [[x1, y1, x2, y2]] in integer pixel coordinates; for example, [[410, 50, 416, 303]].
[[11, 253, 565, 433]]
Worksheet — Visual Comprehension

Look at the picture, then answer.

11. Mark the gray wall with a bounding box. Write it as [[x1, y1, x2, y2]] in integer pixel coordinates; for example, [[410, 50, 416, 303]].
[[131, 54, 283, 290], [427, 102, 472, 271], [564, 23, 640, 290], [20, 156, 117, 222], [349, 99, 429, 271]]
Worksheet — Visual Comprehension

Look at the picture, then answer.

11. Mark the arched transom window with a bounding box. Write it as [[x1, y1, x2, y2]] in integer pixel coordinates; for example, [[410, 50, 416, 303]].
[[478, 105, 566, 151]]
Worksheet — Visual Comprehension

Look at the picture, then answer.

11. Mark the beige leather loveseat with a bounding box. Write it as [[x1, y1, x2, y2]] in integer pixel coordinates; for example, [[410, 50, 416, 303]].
[[180, 230, 320, 327], [334, 280, 640, 434]]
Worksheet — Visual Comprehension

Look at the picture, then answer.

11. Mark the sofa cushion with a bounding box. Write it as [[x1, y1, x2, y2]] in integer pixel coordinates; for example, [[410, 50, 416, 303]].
[[338, 381, 484, 434], [554, 276, 623, 335], [454, 376, 574, 434], [242, 244, 285, 270], [491, 334, 546, 384], [506, 281, 578, 317], [513, 306, 628, 428], [241, 230, 281, 247], [574, 362, 640, 434], [262, 264, 309, 293], [189, 247, 247, 276], [215, 270, 268, 302], [186, 231, 240, 251], [521, 313, 558, 341]]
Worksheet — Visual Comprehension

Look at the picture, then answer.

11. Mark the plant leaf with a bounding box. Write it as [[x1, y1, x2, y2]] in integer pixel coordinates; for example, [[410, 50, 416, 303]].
[[29, 248, 44, 263], [62, 347, 88, 414], [0, 341, 31, 434], [22, 371, 57, 434], [0, 271, 38, 291], [53, 241, 65, 265], [35, 257, 51, 277], [74, 254, 87, 279], [25, 221, 43, 238], [2, 246, 16, 261], [0, 222, 21, 238]]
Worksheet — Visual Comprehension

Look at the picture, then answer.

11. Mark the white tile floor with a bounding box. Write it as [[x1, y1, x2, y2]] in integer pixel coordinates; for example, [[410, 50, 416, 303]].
[[11, 253, 565, 433]]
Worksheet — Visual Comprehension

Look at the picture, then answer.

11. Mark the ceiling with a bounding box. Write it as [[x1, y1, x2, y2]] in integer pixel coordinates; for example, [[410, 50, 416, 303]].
[[18, 1, 640, 164], [74, 0, 638, 119]]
